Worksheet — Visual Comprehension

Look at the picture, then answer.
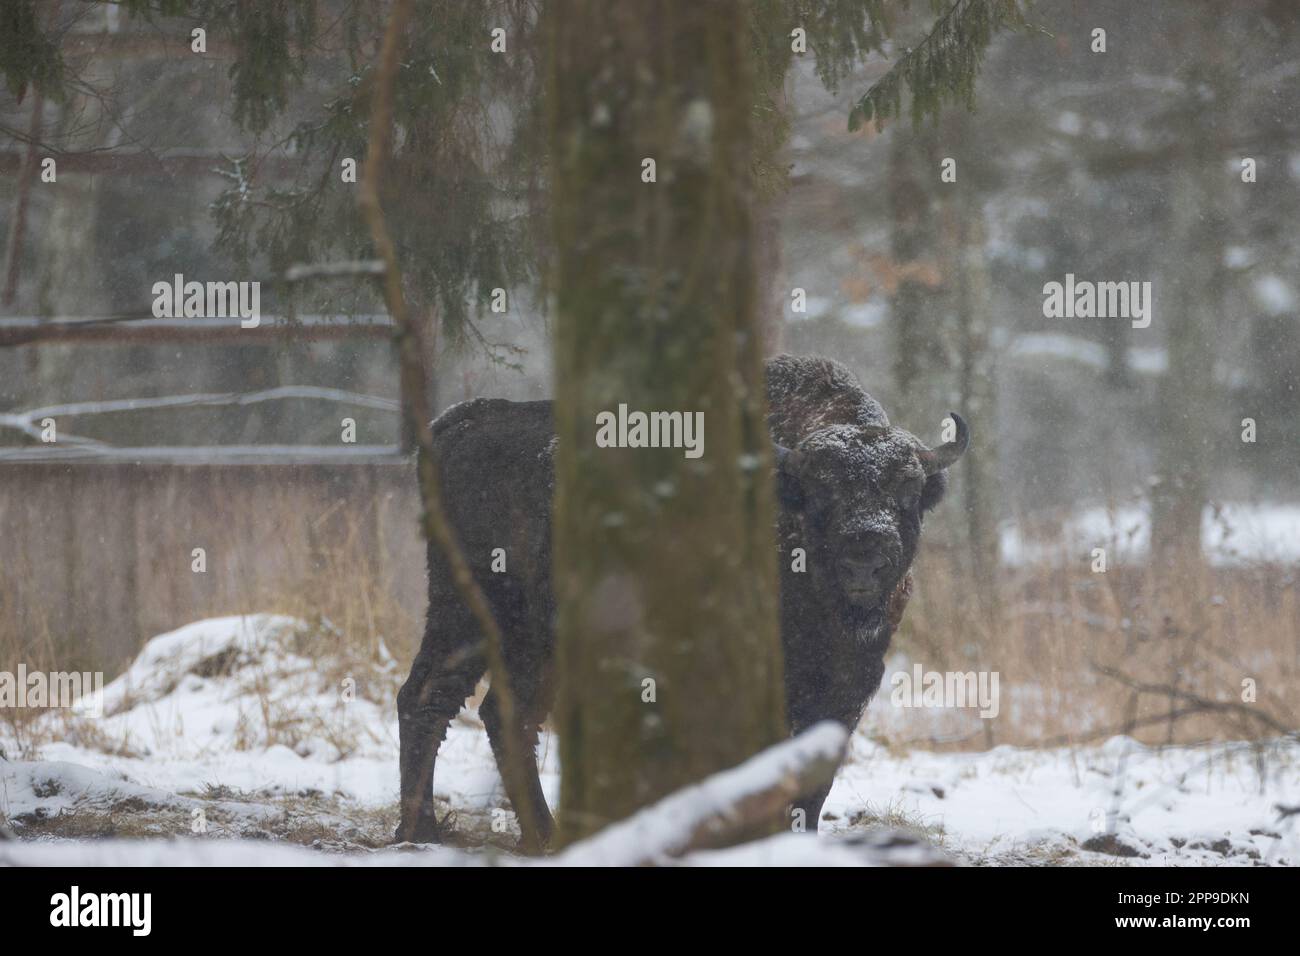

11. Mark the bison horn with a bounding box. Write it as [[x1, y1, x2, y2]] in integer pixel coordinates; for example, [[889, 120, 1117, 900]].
[[918, 411, 969, 476]]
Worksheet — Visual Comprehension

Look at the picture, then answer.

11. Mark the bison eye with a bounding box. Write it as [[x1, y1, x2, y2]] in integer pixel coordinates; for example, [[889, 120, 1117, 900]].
[[896, 479, 923, 511]]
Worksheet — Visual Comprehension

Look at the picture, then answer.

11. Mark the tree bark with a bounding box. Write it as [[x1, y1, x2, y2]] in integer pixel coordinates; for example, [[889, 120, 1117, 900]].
[[888, 122, 949, 429], [1, 85, 44, 307], [1150, 44, 1232, 570], [952, 211, 999, 605], [1150, 158, 1219, 568], [754, 195, 786, 355], [548, 0, 786, 844]]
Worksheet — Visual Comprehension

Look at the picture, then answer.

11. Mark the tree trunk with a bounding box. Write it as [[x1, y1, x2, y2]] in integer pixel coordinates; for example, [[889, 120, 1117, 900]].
[[548, 0, 786, 844], [754, 195, 786, 355], [1150, 159, 1219, 566], [1150, 50, 1232, 570], [953, 212, 999, 616], [888, 123, 950, 428]]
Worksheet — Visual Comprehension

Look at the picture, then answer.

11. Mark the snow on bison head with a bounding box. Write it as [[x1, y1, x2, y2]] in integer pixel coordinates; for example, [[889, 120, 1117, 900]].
[[774, 413, 968, 626]]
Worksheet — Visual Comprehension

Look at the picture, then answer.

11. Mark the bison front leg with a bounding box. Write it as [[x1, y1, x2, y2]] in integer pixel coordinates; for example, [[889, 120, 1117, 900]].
[[396, 620, 484, 844], [787, 654, 892, 834], [786, 703, 846, 833], [789, 701, 867, 833], [791, 781, 835, 835], [789, 573, 912, 832]]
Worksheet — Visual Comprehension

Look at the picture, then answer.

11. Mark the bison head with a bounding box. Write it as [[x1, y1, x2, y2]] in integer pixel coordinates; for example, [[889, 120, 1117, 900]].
[[775, 413, 969, 627]]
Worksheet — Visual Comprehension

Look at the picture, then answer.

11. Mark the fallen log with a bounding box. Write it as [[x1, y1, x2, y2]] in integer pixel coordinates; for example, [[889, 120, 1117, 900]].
[[557, 721, 848, 866]]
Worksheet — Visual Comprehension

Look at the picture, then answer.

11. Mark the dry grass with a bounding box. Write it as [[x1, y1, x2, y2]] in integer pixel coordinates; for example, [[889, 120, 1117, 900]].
[[3, 467, 1296, 753], [896, 540, 1299, 750], [0, 567, 63, 754], [0, 476, 423, 750], [842, 797, 946, 842], [263, 502, 422, 691]]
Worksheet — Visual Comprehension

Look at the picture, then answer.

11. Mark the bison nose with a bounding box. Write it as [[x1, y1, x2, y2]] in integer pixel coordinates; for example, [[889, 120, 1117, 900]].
[[844, 551, 892, 589], [858, 552, 891, 581]]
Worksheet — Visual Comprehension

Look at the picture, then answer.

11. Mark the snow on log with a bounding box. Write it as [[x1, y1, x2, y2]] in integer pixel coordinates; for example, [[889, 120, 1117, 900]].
[[557, 721, 849, 866]]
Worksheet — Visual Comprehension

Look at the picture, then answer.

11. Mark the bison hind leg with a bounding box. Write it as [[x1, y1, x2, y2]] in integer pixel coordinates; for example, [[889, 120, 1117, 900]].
[[395, 620, 485, 844], [401, 804, 458, 845], [481, 682, 555, 850]]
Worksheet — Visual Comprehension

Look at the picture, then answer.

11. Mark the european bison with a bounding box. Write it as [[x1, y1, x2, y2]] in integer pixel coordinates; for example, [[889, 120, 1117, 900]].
[[396, 354, 968, 843]]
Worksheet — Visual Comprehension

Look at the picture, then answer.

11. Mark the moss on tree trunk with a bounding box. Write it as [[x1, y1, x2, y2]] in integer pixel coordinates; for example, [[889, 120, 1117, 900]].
[[547, 0, 786, 844]]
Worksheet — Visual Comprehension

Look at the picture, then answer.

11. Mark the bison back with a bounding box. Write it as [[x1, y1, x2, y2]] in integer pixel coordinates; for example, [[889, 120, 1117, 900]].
[[425, 399, 556, 605], [765, 354, 889, 446]]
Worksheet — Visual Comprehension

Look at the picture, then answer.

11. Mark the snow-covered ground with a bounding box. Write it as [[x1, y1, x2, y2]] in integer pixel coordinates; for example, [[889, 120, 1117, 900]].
[[2, 615, 1296, 866]]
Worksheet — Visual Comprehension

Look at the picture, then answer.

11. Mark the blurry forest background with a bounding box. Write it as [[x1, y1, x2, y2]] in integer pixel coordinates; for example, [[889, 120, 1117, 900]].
[[2, 0, 1298, 750]]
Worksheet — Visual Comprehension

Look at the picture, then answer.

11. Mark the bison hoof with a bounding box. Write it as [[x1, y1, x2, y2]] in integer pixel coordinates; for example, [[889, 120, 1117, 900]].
[[394, 807, 453, 845]]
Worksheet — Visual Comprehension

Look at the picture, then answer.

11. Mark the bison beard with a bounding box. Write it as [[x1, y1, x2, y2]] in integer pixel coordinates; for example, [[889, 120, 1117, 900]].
[[396, 354, 968, 844]]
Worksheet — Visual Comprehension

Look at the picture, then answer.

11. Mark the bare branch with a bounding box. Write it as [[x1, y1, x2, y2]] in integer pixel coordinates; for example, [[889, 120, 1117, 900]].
[[357, 0, 549, 855], [1091, 663, 1297, 738]]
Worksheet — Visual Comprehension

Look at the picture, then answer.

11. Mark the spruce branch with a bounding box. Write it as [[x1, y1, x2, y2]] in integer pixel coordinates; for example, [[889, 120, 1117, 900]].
[[849, 0, 1031, 131]]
